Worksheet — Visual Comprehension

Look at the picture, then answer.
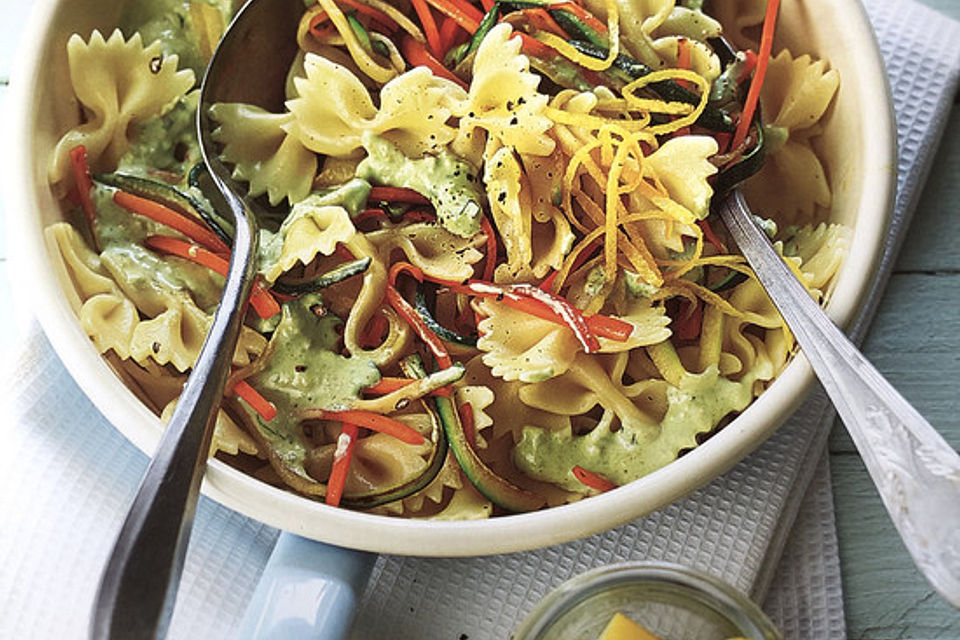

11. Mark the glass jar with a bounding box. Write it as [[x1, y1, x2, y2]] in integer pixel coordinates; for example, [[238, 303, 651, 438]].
[[513, 562, 782, 640]]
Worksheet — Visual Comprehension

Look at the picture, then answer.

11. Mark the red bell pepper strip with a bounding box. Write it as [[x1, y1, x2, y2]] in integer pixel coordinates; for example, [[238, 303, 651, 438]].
[[307, 409, 426, 445], [732, 0, 781, 150], [458, 401, 477, 450], [338, 0, 398, 32], [325, 422, 359, 507], [69, 145, 97, 234], [572, 465, 617, 492], [673, 299, 703, 341], [143, 235, 281, 319], [114, 190, 231, 255], [697, 218, 727, 253], [232, 379, 278, 422], [368, 186, 431, 205], [479, 214, 497, 282]]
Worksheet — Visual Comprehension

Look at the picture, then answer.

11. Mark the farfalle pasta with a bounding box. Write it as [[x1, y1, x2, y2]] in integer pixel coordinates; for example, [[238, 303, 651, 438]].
[[49, 0, 846, 517]]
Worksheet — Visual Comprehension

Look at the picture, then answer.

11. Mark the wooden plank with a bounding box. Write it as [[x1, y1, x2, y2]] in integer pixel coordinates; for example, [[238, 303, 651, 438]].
[[831, 454, 960, 639], [829, 271, 960, 453]]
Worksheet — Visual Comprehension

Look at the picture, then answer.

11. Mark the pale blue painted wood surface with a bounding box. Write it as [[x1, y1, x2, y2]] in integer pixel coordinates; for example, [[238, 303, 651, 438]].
[[0, 0, 956, 637]]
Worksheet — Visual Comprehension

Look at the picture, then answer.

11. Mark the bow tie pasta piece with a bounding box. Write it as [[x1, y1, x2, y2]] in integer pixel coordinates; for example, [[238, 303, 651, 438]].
[[743, 51, 840, 224], [288, 56, 466, 158], [161, 399, 260, 458], [365, 223, 484, 282], [49, 30, 195, 190], [706, 0, 767, 50], [48, 223, 140, 358], [476, 299, 582, 383], [259, 200, 360, 284], [645, 135, 719, 220], [457, 24, 555, 158], [210, 104, 317, 206]]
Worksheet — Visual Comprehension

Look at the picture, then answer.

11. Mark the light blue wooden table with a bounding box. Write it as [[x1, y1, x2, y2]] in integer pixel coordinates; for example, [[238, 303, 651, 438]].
[[0, 1, 957, 637]]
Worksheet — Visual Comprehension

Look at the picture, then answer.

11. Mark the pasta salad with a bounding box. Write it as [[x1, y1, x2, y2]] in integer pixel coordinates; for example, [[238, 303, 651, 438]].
[[47, 0, 846, 518]]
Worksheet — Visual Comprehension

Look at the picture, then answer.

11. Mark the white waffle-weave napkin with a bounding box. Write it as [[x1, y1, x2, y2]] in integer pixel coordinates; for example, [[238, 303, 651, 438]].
[[1, 1, 958, 639]]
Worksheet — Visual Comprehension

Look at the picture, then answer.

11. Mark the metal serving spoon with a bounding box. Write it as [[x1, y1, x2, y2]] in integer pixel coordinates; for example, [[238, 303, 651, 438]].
[[718, 190, 960, 608], [89, 0, 305, 637]]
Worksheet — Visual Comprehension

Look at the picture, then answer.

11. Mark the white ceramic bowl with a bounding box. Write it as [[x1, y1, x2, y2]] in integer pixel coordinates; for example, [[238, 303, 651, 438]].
[[6, 0, 895, 556]]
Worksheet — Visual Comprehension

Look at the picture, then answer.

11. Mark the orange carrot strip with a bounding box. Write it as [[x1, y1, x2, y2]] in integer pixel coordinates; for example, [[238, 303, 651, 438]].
[[69, 146, 96, 233], [325, 422, 359, 507], [480, 0, 495, 11], [411, 0, 444, 58], [572, 465, 617, 492], [114, 191, 230, 255], [401, 35, 469, 89], [233, 379, 278, 422], [732, 0, 781, 150], [522, 8, 567, 38], [311, 409, 425, 445], [421, 0, 481, 33], [143, 235, 281, 319]]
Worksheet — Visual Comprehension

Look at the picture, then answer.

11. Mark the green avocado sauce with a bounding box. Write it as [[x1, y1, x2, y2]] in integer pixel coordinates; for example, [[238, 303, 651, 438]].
[[247, 294, 381, 479], [91, 184, 226, 313], [356, 134, 484, 238], [117, 92, 201, 183], [119, 0, 233, 76], [514, 365, 762, 492]]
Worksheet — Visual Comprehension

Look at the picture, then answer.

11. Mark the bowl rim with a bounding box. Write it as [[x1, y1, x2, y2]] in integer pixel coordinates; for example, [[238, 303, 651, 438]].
[[5, 0, 897, 556]]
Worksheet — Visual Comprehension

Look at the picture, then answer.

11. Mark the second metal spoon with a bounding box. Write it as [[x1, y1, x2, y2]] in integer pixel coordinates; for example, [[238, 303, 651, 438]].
[[718, 189, 960, 608]]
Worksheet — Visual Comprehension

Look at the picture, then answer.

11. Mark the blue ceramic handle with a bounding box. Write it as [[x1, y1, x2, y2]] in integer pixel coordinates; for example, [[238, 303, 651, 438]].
[[235, 532, 376, 639]]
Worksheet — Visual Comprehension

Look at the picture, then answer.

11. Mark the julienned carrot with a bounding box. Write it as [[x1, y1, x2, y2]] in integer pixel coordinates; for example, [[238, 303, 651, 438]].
[[114, 190, 230, 255], [421, 0, 481, 33], [69, 146, 96, 233], [233, 379, 278, 422], [326, 422, 359, 506], [520, 8, 567, 39], [365, 377, 416, 394], [572, 465, 617, 492], [310, 409, 425, 445], [732, 0, 781, 150], [410, 0, 443, 58], [515, 32, 557, 60], [479, 0, 495, 11], [551, 2, 607, 35], [368, 185, 431, 205], [143, 235, 281, 319], [401, 36, 469, 89]]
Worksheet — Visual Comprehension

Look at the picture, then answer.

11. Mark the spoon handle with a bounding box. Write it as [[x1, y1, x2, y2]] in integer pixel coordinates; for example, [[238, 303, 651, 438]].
[[90, 195, 258, 639], [719, 190, 960, 607]]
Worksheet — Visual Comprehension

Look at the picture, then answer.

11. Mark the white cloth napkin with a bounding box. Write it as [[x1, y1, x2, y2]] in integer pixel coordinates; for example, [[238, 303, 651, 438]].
[[1, 1, 958, 639]]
